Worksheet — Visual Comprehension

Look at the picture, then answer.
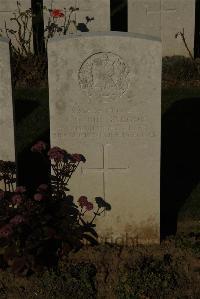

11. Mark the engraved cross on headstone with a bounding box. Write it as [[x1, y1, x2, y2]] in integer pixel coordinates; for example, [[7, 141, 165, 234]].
[[81, 144, 129, 200], [145, 3, 176, 16]]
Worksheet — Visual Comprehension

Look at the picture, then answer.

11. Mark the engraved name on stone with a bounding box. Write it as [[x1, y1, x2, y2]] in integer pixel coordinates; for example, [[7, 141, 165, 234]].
[[53, 108, 156, 138], [78, 52, 130, 99]]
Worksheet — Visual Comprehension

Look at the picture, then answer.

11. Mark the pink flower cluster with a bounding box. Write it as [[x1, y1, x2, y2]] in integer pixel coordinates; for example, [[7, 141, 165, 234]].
[[34, 184, 49, 201], [0, 215, 25, 238], [34, 193, 45, 201], [48, 147, 65, 162], [9, 215, 25, 226], [71, 153, 86, 163], [15, 186, 26, 193], [8, 186, 26, 208], [37, 184, 48, 192], [31, 141, 46, 153], [11, 194, 23, 207], [0, 224, 13, 238], [78, 196, 93, 211]]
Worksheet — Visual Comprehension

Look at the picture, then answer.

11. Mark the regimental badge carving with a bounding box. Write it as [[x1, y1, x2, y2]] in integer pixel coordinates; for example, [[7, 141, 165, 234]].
[[78, 52, 130, 99]]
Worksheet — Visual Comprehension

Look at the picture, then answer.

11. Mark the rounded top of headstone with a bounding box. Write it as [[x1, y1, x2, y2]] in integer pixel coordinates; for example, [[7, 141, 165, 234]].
[[48, 31, 161, 43]]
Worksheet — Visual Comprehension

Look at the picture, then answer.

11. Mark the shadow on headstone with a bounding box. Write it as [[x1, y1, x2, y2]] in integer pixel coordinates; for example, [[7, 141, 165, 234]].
[[111, 0, 127, 32], [161, 97, 200, 239], [14, 100, 39, 124], [17, 130, 50, 196]]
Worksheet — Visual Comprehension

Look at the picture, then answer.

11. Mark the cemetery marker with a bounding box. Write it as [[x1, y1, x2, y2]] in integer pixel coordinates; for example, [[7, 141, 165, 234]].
[[48, 32, 161, 244]]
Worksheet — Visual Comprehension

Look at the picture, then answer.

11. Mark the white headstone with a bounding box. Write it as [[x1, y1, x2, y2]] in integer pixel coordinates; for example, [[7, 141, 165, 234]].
[[0, 38, 15, 189], [0, 0, 32, 54], [48, 32, 161, 244], [128, 0, 195, 57], [43, 0, 110, 38]]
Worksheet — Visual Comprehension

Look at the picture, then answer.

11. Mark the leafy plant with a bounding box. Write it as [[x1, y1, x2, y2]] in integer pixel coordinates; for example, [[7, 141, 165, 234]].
[[0, 2, 94, 88], [0, 141, 111, 276], [0, 1, 33, 57], [44, 6, 94, 43], [175, 28, 200, 76]]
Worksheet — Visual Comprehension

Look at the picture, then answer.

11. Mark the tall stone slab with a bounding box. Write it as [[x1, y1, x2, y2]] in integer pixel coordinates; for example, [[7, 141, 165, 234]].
[[43, 0, 110, 36], [0, 38, 15, 189], [128, 0, 161, 39], [0, 0, 32, 53], [128, 0, 195, 57], [48, 32, 161, 244]]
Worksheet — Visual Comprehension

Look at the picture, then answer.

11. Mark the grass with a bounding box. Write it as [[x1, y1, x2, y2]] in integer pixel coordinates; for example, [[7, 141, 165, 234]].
[[0, 238, 199, 298]]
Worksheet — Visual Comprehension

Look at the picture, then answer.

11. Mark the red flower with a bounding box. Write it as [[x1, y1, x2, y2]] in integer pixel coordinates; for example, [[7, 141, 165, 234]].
[[31, 141, 46, 153], [0, 224, 13, 238], [78, 196, 88, 208], [85, 201, 93, 211], [48, 147, 65, 162], [15, 186, 26, 193], [9, 215, 25, 226], [50, 9, 64, 18], [0, 190, 5, 200], [11, 194, 22, 206], [33, 193, 44, 201]]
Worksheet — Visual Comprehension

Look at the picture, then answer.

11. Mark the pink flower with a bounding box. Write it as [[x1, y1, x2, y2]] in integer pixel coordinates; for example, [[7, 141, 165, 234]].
[[31, 141, 46, 153], [48, 147, 65, 162], [9, 215, 25, 226], [33, 193, 44, 201], [37, 184, 48, 192], [71, 153, 86, 163], [50, 9, 64, 18], [0, 224, 13, 238], [78, 196, 88, 208], [15, 186, 26, 193], [0, 190, 5, 200], [85, 201, 93, 211], [11, 194, 22, 206]]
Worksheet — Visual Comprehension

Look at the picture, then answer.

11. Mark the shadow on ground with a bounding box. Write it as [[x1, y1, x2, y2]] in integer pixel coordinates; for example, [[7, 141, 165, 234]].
[[161, 97, 200, 239]]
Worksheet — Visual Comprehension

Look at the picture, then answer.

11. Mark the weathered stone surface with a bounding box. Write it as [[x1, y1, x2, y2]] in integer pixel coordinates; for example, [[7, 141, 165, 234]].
[[0, 38, 15, 189], [43, 0, 110, 37], [129, 0, 161, 38], [48, 32, 161, 244], [128, 0, 195, 57], [0, 0, 30, 11]]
